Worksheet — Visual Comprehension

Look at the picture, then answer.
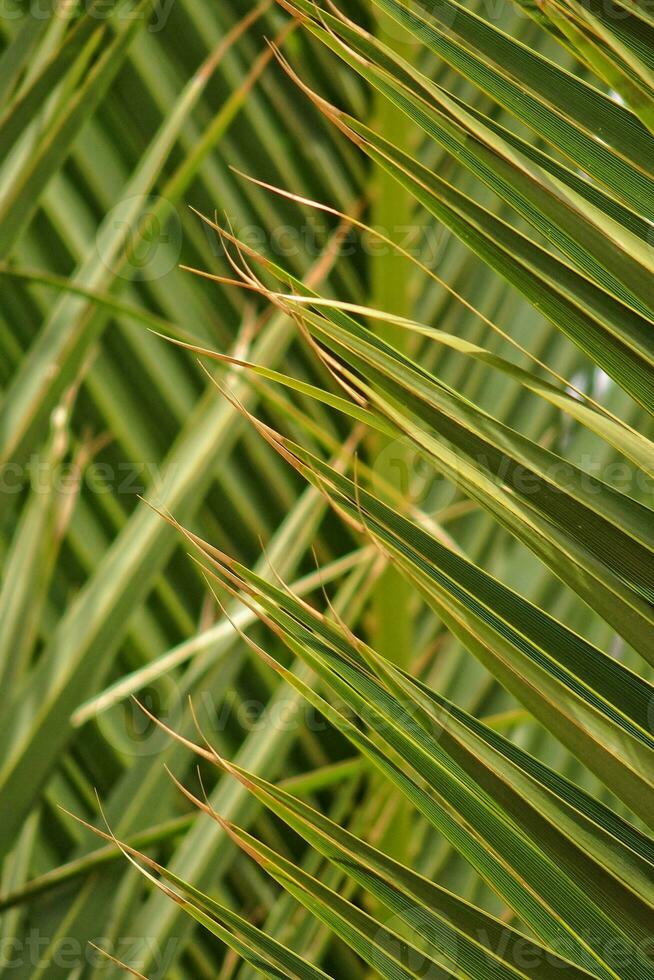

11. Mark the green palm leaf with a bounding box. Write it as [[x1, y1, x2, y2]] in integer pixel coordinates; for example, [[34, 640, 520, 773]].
[[2, 0, 654, 975]]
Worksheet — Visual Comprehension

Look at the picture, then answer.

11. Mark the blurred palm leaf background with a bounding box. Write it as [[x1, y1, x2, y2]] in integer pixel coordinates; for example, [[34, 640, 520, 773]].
[[0, 0, 653, 976]]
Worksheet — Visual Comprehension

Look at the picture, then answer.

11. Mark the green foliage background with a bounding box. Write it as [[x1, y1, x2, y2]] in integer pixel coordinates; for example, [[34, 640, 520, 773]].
[[0, 0, 653, 976]]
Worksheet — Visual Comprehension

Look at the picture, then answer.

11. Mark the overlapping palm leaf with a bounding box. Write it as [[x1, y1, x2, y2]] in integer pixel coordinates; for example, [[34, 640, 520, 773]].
[[2, 0, 653, 976]]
